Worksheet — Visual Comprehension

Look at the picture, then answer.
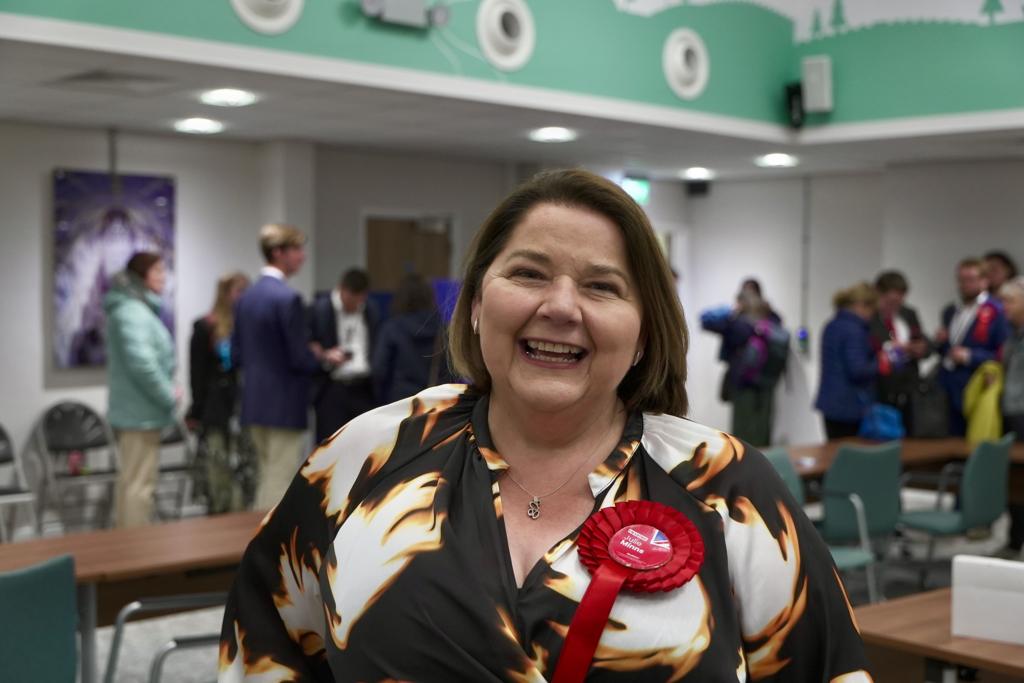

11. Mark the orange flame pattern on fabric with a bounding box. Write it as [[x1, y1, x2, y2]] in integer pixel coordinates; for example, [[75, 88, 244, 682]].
[[324, 472, 446, 650], [686, 433, 746, 491], [219, 621, 301, 682]]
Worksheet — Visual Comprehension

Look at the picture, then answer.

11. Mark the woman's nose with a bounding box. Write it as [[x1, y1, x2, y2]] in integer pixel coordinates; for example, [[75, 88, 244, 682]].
[[538, 276, 582, 324]]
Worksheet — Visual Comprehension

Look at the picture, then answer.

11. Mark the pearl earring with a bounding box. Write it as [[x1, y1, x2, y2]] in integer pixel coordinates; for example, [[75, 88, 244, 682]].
[[472, 318, 479, 334], [633, 350, 643, 367]]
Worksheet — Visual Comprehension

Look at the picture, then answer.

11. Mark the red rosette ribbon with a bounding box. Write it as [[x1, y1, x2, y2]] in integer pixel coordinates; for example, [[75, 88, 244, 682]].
[[551, 501, 705, 683]]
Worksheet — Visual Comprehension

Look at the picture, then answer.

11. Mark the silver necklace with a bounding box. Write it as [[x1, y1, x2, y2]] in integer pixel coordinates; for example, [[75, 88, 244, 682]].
[[503, 453, 594, 520]]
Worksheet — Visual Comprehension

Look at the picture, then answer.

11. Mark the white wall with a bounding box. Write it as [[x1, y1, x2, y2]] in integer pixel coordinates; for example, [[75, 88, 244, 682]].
[[684, 162, 1023, 446], [882, 161, 1024, 333], [313, 146, 517, 292], [0, 121, 267, 454]]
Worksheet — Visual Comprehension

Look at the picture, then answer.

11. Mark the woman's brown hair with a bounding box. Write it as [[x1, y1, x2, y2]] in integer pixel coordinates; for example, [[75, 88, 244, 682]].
[[448, 168, 688, 416]]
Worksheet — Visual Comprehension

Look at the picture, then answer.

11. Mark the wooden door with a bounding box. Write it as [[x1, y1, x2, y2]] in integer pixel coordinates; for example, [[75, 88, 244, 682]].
[[366, 216, 450, 292]]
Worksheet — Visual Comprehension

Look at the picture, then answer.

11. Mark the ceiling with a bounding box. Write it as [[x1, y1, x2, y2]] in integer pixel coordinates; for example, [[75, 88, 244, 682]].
[[3, 37, 1024, 181]]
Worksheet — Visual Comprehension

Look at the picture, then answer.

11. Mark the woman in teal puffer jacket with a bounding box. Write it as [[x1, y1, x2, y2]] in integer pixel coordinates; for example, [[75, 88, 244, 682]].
[[104, 251, 176, 527]]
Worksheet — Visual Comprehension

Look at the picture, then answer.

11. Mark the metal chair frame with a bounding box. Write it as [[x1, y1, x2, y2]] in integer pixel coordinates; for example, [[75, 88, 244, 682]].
[[32, 401, 120, 532], [103, 591, 227, 683], [0, 423, 37, 542]]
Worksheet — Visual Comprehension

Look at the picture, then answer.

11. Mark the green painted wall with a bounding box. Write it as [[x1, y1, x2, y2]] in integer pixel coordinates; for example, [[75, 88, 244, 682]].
[[8, 1, 1021, 127], [795, 21, 1024, 124], [0, 0, 793, 124]]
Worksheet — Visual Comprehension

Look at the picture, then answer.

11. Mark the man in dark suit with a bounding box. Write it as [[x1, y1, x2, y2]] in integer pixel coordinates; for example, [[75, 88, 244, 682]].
[[936, 258, 1009, 436], [869, 271, 930, 434], [233, 224, 342, 509], [309, 268, 381, 443]]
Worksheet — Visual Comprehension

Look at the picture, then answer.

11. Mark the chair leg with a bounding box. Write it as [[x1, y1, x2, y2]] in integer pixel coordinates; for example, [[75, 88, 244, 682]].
[[918, 536, 936, 590], [865, 563, 879, 603], [0, 508, 7, 543]]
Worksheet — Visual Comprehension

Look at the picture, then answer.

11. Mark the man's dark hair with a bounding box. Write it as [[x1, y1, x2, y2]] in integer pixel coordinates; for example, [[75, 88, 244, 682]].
[[984, 250, 1019, 278], [874, 270, 908, 294], [340, 268, 370, 293]]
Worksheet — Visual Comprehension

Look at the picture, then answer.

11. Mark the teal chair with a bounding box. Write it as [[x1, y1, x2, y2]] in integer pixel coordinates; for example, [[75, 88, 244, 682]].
[[899, 433, 1013, 588], [766, 443, 902, 603], [0, 554, 77, 682], [763, 447, 806, 505]]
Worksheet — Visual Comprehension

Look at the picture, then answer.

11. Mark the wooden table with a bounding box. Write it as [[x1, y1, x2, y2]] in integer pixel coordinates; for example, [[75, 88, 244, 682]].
[[787, 437, 1024, 478], [0, 510, 264, 683], [855, 588, 1024, 680]]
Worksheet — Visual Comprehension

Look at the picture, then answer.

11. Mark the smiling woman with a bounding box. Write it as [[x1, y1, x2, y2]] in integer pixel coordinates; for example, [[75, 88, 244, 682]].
[[218, 170, 872, 683]]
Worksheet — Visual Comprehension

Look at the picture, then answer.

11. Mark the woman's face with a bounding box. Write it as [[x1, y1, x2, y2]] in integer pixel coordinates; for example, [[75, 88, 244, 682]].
[[229, 279, 248, 305], [1000, 290, 1024, 327], [472, 203, 643, 415], [144, 260, 167, 294]]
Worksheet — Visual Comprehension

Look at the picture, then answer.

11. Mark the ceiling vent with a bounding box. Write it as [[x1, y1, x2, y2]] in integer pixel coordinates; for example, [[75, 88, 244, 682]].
[[46, 69, 177, 96]]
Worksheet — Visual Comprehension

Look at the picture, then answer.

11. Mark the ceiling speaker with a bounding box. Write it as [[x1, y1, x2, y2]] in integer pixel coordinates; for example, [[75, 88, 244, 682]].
[[476, 0, 536, 72], [230, 0, 305, 35], [662, 28, 709, 100]]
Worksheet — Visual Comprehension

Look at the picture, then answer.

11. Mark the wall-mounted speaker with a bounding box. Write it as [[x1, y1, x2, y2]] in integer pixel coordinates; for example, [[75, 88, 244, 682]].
[[785, 82, 804, 129], [684, 180, 710, 197], [477, 0, 535, 72], [229, 0, 304, 35], [802, 55, 833, 113]]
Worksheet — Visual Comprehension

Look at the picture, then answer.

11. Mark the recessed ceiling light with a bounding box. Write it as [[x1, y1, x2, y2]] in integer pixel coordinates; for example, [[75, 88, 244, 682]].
[[174, 117, 225, 135], [199, 88, 258, 107], [528, 126, 578, 143], [755, 152, 799, 168], [681, 166, 715, 181]]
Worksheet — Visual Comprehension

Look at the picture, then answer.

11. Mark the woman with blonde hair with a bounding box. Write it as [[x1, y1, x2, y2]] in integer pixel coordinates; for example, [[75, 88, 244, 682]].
[[815, 281, 881, 438], [219, 170, 869, 682], [187, 271, 250, 513]]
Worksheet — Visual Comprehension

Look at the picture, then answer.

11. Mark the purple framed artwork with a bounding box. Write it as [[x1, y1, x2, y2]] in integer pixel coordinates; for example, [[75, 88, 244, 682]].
[[53, 169, 176, 368]]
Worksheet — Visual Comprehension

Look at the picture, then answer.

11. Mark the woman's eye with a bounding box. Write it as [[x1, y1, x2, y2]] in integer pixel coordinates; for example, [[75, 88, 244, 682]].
[[588, 281, 620, 295], [511, 268, 543, 280]]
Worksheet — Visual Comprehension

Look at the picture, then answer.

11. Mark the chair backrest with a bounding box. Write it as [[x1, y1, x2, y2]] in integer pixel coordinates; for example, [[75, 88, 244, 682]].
[[0, 424, 13, 467], [821, 441, 902, 543], [961, 433, 1013, 529], [0, 554, 77, 681], [763, 447, 805, 506], [38, 401, 111, 452]]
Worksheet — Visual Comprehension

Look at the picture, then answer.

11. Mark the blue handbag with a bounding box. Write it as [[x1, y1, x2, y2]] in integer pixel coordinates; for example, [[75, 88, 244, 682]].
[[858, 403, 906, 440]]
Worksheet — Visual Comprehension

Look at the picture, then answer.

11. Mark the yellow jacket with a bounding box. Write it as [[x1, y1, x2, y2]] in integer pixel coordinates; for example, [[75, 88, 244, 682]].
[[963, 361, 1004, 445]]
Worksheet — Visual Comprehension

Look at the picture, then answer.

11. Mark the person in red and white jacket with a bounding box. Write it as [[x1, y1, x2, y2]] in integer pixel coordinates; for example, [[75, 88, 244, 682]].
[[936, 258, 1010, 436]]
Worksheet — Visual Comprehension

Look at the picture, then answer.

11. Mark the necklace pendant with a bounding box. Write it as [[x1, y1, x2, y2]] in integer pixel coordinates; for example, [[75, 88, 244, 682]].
[[527, 497, 541, 520]]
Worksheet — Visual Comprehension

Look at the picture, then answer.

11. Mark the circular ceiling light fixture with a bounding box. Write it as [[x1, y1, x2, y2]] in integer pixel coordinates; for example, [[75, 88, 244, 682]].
[[174, 117, 225, 135], [681, 167, 715, 181], [755, 152, 799, 168], [200, 88, 258, 107], [527, 126, 578, 143]]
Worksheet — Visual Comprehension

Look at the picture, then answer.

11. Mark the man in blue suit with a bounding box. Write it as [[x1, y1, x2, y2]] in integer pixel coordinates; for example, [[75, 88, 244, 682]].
[[936, 258, 1009, 436], [233, 224, 342, 509]]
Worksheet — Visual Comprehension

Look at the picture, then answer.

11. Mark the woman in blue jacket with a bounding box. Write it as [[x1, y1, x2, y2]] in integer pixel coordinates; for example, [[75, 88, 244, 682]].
[[104, 251, 177, 527], [815, 282, 880, 439]]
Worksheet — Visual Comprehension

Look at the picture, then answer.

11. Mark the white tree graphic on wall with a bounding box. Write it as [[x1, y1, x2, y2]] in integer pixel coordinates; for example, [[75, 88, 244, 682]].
[[982, 0, 1004, 23]]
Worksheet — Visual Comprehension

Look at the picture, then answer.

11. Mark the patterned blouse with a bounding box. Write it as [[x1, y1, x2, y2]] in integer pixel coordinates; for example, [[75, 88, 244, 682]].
[[219, 384, 872, 682]]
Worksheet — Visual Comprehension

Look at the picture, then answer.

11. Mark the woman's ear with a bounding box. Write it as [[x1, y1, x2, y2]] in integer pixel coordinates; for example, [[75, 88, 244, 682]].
[[471, 297, 481, 335]]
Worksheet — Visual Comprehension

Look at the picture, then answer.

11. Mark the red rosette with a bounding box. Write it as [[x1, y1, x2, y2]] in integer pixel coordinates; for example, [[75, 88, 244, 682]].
[[576, 500, 704, 593], [552, 501, 705, 683]]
